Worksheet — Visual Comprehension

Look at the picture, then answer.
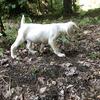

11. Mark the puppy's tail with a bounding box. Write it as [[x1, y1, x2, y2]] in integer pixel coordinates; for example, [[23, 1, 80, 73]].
[[21, 15, 25, 27]]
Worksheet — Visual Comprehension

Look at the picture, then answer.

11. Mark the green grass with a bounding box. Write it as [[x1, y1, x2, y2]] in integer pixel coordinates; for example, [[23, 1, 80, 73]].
[[78, 16, 100, 25]]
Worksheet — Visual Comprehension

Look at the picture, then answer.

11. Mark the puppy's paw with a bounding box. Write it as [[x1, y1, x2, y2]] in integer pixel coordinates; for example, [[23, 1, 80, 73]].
[[11, 55, 17, 59], [57, 53, 65, 57]]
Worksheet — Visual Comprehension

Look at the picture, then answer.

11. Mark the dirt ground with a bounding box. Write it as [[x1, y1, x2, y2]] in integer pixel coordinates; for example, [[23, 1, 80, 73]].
[[0, 25, 100, 100]]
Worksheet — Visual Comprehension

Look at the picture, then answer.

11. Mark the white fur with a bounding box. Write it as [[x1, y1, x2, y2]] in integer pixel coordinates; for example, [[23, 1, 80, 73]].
[[11, 15, 78, 58], [0, 33, 2, 36]]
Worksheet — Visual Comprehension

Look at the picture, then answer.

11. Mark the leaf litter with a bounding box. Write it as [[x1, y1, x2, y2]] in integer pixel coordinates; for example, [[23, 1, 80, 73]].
[[0, 24, 100, 100]]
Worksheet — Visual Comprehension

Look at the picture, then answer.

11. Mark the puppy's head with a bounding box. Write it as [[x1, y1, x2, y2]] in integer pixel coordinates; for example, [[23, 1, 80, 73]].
[[68, 21, 79, 29], [67, 21, 79, 34]]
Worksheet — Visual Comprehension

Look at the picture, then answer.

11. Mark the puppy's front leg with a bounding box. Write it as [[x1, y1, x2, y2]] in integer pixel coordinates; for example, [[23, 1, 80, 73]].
[[49, 39, 65, 57], [26, 40, 37, 54]]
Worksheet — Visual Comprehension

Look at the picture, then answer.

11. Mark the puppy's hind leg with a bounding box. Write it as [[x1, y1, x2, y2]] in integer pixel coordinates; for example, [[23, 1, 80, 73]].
[[26, 40, 37, 54], [11, 35, 24, 59]]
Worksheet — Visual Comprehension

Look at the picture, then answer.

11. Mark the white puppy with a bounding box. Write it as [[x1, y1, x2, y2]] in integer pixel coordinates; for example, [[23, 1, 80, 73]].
[[11, 15, 78, 59]]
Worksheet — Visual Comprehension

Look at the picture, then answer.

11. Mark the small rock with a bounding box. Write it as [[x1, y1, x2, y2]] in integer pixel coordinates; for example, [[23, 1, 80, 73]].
[[5, 88, 15, 98], [65, 63, 72, 67], [15, 86, 22, 94], [66, 85, 73, 89], [50, 61, 55, 65], [60, 89, 64, 96], [77, 61, 91, 67], [4, 50, 10, 55], [24, 57, 29, 61], [58, 81, 63, 87], [83, 30, 92, 34], [83, 62, 91, 67], [28, 58, 32, 62], [14, 96, 19, 100], [61, 62, 72, 67], [38, 77, 45, 85], [5, 63, 10, 67], [96, 38, 100, 42], [13, 61, 19, 65], [22, 49, 27, 53], [77, 60, 84, 64], [37, 57, 42, 61], [30, 96, 39, 100], [97, 95, 100, 99], [65, 67, 76, 76], [39, 87, 47, 94], [52, 80, 56, 85], [47, 81, 52, 87], [94, 71, 100, 76]]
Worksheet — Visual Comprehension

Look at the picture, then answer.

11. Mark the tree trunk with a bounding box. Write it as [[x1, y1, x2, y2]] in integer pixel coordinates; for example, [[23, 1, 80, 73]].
[[63, 0, 73, 17], [50, 0, 53, 9], [72, 0, 77, 12], [0, 17, 6, 36]]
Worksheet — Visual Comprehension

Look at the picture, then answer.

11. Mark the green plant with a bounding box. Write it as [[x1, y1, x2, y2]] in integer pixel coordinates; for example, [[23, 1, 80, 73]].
[[88, 52, 100, 60], [57, 33, 70, 45], [31, 66, 40, 79], [5, 25, 17, 44]]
